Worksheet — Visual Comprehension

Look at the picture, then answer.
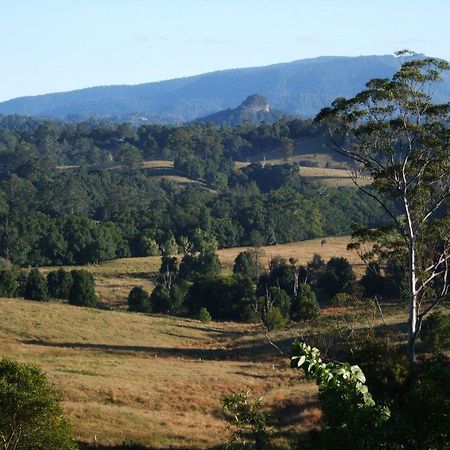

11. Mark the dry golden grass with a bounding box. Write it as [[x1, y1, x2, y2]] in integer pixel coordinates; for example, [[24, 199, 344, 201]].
[[0, 298, 323, 448], [141, 160, 174, 169]]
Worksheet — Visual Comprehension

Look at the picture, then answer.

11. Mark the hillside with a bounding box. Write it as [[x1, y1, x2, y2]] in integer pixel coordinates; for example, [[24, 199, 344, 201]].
[[0, 297, 405, 448], [0, 298, 315, 448], [1, 54, 448, 122]]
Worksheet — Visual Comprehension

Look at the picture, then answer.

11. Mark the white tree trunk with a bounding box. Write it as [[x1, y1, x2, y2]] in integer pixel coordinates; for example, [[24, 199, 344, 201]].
[[407, 239, 418, 365]]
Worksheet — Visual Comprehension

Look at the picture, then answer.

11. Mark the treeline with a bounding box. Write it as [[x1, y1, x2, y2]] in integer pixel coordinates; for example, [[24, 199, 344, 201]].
[[0, 114, 326, 168], [0, 267, 96, 306], [126, 240, 360, 328]]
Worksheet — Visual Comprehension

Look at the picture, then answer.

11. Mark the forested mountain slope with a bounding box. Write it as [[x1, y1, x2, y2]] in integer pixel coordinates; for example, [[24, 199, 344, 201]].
[[1, 54, 448, 122]]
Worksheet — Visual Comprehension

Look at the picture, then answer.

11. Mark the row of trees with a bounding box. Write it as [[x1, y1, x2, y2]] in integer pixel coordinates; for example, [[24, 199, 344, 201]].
[[0, 267, 96, 307]]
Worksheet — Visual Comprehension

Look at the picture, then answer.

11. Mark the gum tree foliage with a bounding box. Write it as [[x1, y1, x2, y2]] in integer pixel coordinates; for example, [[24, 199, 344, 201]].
[[317, 52, 450, 363], [291, 342, 390, 449], [0, 358, 77, 450]]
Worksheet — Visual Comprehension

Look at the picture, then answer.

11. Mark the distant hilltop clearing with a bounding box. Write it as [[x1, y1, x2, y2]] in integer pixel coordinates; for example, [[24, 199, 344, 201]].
[[0, 54, 448, 123]]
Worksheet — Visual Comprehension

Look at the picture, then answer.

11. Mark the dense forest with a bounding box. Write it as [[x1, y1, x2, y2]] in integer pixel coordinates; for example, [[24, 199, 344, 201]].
[[0, 114, 385, 267]]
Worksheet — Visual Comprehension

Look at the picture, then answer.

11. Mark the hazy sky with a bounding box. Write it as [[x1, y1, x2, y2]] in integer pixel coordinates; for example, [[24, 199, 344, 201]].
[[1, 0, 449, 101]]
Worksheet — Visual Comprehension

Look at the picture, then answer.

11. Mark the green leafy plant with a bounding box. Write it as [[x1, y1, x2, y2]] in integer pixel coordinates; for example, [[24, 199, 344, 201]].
[[24, 268, 48, 301], [127, 286, 151, 313], [0, 358, 77, 449], [291, 342, 390, 449], [68, 270, 96, 307], [222, 392, 271, 450]]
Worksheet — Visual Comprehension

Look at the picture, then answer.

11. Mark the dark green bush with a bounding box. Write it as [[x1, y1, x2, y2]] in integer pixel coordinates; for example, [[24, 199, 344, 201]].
[[47, 268, 73, 299], [421, 312, 450, 353], [267, 287, 291, 319], [24, 268, 48, 301], [264, 306, 287, 331], [292, 284, 320, 321], [68, 270, 96, 307], [0, 269, 18, 297], [127, 286, 151, 313], [198, 307, 211, 323], [150, 284, 171, 313]]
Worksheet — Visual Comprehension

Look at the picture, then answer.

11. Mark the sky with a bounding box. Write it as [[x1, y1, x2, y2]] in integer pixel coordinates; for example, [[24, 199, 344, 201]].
[[1, 0, 449, 102]]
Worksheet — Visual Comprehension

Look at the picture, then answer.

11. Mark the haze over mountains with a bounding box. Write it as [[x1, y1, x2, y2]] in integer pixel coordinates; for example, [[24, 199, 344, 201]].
[[1, 54, 449, 124]]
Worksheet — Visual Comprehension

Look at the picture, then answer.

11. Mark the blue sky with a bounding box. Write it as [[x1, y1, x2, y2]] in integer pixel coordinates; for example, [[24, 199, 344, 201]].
[[1, 0, 449, 101]]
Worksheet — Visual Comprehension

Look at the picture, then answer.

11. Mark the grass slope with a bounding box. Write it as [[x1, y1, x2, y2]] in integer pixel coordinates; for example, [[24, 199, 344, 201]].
[[0, 298, 323, 448]]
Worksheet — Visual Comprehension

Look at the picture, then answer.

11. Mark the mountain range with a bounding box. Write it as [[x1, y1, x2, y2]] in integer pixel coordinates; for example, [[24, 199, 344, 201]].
[[0, 54, 449, 123]]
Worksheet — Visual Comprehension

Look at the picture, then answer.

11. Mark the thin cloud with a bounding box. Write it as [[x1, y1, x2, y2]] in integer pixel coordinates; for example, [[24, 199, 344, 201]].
[[201, 37, 244, 46]]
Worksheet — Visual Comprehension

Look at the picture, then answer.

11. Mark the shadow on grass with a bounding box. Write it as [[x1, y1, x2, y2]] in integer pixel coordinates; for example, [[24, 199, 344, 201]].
[[79, 445, 223, 450], [23, 337, 294, 362]]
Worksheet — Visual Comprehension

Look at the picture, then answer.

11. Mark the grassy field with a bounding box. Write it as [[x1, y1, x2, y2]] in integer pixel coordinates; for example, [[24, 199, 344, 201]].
[[0, 296, 408, 448], [0, 298, 328, 448], [218, 236, 364, 271], [4, 230, 412, 448], [41, 236, 363, 309]]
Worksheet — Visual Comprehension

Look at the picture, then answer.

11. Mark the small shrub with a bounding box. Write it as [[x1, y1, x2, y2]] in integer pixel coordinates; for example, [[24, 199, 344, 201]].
[[24, 268, 48, 301], [223, 392, 272, 450], [150, 284, 171, 313], [264, 306, 287, 331], [421, 312, 450, 353], [68, 270, 96, 307], [0, 358, 77, 449], [297, 297, 320, 321], [0, 269, 18, 297], [331, 292, 353, 306], [198, 307, 211, 323], [268, 287, 291, 319], [127, 286, 151, 312]]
